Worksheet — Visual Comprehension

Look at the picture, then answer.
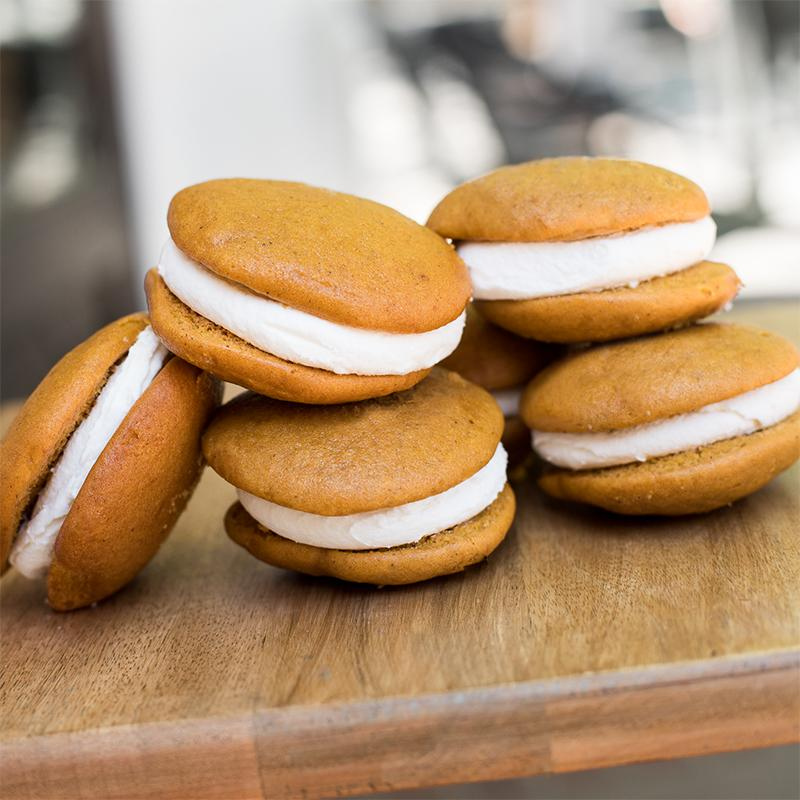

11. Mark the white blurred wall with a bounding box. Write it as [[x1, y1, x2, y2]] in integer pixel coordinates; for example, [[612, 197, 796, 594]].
[[107, 0, 353, 296]]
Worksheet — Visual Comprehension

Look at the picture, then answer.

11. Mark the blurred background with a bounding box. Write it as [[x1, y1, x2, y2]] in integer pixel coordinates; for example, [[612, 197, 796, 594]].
[[0, 2, 798, 797], [2, 0, 800, 400]]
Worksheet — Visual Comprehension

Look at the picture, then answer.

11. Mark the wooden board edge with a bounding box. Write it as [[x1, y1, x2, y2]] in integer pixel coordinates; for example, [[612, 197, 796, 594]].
[[1, 650, 798, 800]]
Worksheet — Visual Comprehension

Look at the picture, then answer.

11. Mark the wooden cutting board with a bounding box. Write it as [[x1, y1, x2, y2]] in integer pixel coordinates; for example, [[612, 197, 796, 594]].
[[1, 302, 799, 800]]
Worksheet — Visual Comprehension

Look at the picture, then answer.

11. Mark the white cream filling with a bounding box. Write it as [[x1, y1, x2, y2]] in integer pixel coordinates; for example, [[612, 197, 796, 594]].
[[158, 239, 466, 376], [10, 327, 169, 579], [532, 368, 800, 470], [237, 443, 508, 551], [492, 387, 522, 417], [458, 216, 717, 300]]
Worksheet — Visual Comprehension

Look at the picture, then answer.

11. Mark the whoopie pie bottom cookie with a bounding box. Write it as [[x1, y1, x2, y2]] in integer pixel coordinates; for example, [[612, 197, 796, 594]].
[[475, 260, 740, 344]]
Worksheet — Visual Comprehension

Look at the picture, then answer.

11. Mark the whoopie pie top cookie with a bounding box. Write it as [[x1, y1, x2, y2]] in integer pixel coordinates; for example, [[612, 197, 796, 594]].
[[427, 158, 740, 343], [147, 179, 472, 403], [520, 323, 800, 514], [1, 314, 220, 609], [428, 157, 710, 242], [203, 368, 516, 584]]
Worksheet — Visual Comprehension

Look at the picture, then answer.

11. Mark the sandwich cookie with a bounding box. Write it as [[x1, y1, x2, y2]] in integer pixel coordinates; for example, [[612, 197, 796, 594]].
[[521, 324, 800, 515], [147, 179, 471, 404], [203, 369, 516, 584], [440, 306, 554, 467], [427, 157, 740, 343], [0, 314, 220, 610]]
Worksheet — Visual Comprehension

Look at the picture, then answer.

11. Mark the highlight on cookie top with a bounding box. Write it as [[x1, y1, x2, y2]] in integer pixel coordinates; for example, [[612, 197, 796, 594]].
[[146, 178, 471, 405], [520, 323, 800, 515], [202, 368, 516, 585], [427, 157, 741, 344], [0, 313, 221, 611], [440, 305, 555, 467]]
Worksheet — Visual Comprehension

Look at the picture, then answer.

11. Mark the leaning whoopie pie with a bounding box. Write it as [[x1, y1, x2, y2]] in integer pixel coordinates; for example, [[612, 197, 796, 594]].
[[0, 314, 220, 610], [203, 368, 516, 584], [521, 323, 800, 515], [440, 305, 554, 467], [427, 157, 741, 343], [146, 179, 471, 404]]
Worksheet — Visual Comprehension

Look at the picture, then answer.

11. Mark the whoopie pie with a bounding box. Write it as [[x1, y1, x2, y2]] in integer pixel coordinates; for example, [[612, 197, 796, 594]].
[[521, 323, 799, 514], [1, 314, 220, 609], [147, 179, 471, 403], [428, 157, 740, 343], [202, 369, 516, 584]]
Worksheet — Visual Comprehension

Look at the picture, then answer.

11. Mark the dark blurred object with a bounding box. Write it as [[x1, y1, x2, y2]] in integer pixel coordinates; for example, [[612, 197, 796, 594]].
[[1, 0, 133, 401], [381, 14, 617, 170], [376, 0, 800, 230]]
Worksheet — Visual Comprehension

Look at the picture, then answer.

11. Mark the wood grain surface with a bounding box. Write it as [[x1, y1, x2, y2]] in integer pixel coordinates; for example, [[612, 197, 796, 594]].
[[1, 301, 799, 799]]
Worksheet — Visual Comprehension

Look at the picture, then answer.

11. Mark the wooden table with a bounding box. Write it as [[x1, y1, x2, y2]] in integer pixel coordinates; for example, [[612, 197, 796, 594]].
[[2, 302, 799, 800]]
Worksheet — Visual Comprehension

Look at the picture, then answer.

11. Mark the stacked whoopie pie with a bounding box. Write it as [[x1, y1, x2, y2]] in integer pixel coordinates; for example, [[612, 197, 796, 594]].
[[204, 370, 514, 584], [147, 179, 470, 403], [429, 157, 799, 514], [148, 179, 516, 583], [1, 178, 517, 609], [428, 157, 740, 344]]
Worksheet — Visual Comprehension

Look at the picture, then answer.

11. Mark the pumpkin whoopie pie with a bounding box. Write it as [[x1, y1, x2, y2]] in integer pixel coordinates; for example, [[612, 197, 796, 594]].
[[146, 178, 471, 404], [0, 314, 220, 610], [427, 157, 740, 343], [521, 323, 800, 515], [203, 368, 515, 584], [440, 306, 554, 467]]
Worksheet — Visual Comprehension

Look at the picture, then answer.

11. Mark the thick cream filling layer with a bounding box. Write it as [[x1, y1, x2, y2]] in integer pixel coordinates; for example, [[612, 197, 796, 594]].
[[158, 239, 466, 376], [532, 368, 800, 470], [237, 443, 508, 551], [459, 216, 717, 300], [10, 327, 169, 579]]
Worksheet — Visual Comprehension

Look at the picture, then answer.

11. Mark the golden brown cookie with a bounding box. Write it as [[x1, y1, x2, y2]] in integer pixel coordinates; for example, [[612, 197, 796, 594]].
[[0, 313, 148, 571], [477, 261, 740, 344], [203, 368, 503, 514], [539, 411, 800, 515], [146, 270, 428, 405], [0, 316, 221, 609], [427, 157, 709, 243], [47, 358, 220, 610], [225, 484, 515, 585], [169, 178, 469, 332], [521, 324, 799, 433], [440, 305, 554, 390]]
